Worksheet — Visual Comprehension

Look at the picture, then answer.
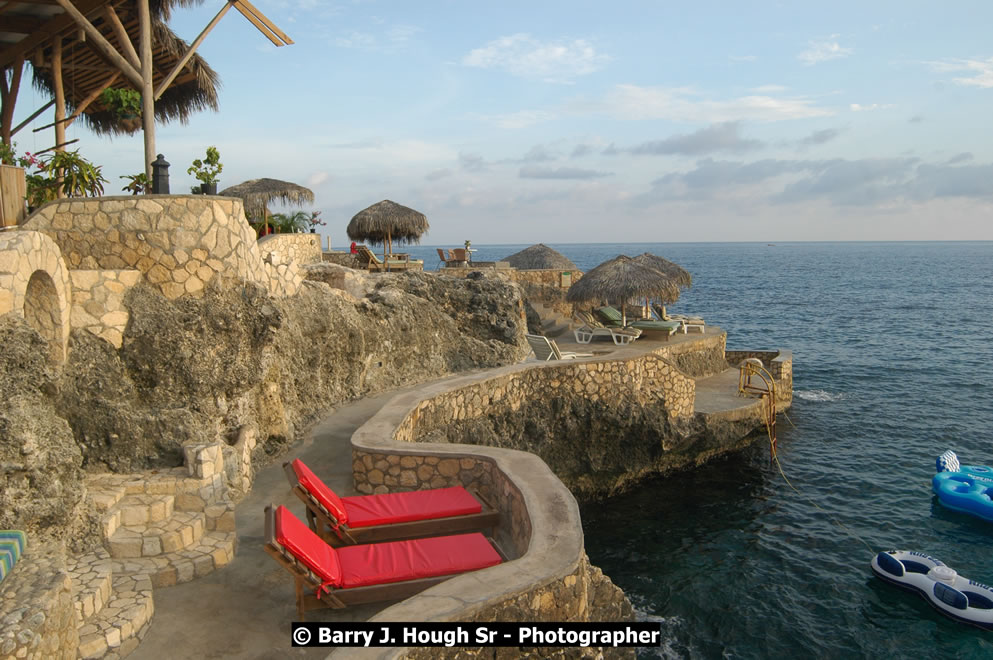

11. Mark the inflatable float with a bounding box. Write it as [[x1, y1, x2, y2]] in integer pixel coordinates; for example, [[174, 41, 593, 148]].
[[933, 450, 993, 521], [871, 550, 993, 630]]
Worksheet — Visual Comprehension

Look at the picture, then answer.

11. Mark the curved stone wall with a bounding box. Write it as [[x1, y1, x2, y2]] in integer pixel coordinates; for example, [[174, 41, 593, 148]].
[[0, 230, 71, 362], [257, 233, 322, 267], [0, 545, 77, 660], [22, 196, 303, 299]]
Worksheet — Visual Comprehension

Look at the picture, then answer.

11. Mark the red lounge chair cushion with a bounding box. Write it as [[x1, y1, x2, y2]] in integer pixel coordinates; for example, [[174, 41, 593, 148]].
[[274, 506, 342, 588], [341, 487, 482, 528], [336, 533, 501, 588], [292, 459, 349, 526]]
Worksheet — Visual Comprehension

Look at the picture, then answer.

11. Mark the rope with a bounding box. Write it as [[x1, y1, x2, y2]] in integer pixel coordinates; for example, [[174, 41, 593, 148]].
[[764, 412, 878, 555]]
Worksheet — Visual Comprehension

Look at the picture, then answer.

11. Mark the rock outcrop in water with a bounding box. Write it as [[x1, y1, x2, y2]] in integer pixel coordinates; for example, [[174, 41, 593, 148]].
[[1, 269, 529, 544]]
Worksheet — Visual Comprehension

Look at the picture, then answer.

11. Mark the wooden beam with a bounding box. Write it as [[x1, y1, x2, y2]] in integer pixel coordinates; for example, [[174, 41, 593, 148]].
[[102, 5, 140, 72], [1, 54, 24, 144], [235, 0, 293, 45], [52, 0, 143, 88], [32, 70, 119, 131], [34, 138, 79, 156], [138, 0, 154, 178], [0, 0, 105, 70], [0, 16, 48, 33], [230, 1, 283, 47], [154, 0, 232, 100], [12, 100, 55, 137]]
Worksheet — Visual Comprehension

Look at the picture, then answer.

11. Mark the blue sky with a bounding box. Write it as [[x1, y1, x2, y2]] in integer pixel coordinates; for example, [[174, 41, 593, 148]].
[[10, 1, 993, 245]]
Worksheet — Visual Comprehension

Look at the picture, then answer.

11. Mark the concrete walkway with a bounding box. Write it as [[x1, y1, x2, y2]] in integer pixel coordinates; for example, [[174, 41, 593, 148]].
[[131, 329, 764, 659], [131, 390, 405, 660]]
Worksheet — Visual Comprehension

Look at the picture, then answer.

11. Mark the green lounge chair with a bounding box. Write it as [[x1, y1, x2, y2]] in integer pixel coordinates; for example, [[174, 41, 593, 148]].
[[597, 306, 681, 341]]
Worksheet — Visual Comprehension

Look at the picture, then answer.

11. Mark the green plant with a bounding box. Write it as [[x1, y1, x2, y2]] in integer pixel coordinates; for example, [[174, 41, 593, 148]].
[[0, 141, 39, 168], [26, 149, 106, 207], [270, 211, 309, 233], [120, 172, 150, 195], [186, 146, 222, 185], [99, 87, 142, 118]]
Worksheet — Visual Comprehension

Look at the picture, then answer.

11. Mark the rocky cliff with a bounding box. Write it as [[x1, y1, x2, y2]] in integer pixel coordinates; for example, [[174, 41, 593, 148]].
[[0, 269, 530, 544]]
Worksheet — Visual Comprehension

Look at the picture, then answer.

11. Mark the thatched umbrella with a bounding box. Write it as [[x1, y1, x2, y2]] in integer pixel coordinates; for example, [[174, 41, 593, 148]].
[[347, 200, 429, 261], [566, 255, 681, 325], [30, 17, 219, 136], [630, 252, 692, 317], [502, 243, 577, 270], [220, 178, 314, 232]]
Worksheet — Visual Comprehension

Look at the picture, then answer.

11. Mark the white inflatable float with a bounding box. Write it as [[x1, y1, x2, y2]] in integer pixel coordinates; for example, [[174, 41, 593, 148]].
[[871, 550, 993, 630]]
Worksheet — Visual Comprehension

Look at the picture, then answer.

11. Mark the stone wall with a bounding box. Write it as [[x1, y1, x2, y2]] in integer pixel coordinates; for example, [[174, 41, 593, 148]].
[[0, 546, 78, 660], [22, 196, 303, 300], [69, 270, 142, 348], [321, 251, 362, 269], [0, 230, 71, 362], [257, 233, 322, 267], [339, 369, 634, 660]]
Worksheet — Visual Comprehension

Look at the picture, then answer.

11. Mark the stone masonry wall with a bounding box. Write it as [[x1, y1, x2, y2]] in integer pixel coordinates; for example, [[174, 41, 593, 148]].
[[0, 546, 78, 660], [0, 230, 71, 362], [257, 233, 323, 267], [22, 196, 303, 299], [69, 270, 142, 348]]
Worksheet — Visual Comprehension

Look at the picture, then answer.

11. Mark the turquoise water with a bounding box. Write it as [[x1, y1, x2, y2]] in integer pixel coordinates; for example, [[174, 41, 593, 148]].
[[409, 242, 993, 658]]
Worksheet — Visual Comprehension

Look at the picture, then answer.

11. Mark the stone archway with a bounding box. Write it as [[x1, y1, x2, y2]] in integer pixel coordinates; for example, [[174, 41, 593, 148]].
[[0, 230, 71, 362], [23, 270, 61, 362]]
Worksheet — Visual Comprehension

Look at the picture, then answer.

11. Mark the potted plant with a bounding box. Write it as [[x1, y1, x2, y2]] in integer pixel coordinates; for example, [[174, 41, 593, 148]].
[[187, 146, 222, 195], [305, 210, 325, 233], [99, 87, 142, 132], [24, 149, 107, 209], [0, 141, 36, 225], [120, 172, 150, 195]]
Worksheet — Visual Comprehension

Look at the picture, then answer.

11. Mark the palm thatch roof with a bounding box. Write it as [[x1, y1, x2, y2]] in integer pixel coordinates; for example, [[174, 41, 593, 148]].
[[29, 12, 219, 136], [219, 178, 314, 219], [502, 243, 577, 270], [566, 255, 682, 306], [347, 200, 429, 247], [631, 252, 692, 287]]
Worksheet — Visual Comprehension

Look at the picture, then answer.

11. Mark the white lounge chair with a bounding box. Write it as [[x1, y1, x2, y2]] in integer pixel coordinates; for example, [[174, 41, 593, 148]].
[[526, 334, 593, 361], [651, 305, 705, 334], [571, 311, 641, 345]]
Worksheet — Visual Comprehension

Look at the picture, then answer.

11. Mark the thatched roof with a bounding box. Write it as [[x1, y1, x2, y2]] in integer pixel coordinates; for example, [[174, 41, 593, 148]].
[[29, 12, 219, 136], [347, 200, 429, 246], [631, 252, 692, 287], [219, 178, 314, 218], [502, 243, 577, 270], [566, 255, 681, 306]]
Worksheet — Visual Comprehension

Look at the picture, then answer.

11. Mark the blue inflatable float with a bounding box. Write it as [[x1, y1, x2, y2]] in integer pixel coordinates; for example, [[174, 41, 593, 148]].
[[933, 450, 993, 522]]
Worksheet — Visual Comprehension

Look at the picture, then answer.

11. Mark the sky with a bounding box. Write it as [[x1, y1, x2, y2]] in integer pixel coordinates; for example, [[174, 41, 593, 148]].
[[9, 1, 993, 245]]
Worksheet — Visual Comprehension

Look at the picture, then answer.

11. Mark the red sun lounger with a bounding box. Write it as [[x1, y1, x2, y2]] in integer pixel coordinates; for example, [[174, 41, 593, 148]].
[[284, 459, 500, 546], [263, 504, 503, 618]]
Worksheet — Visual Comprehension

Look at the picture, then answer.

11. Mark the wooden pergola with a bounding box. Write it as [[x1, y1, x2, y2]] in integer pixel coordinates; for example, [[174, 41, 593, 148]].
[[0, 0, 292, 178]]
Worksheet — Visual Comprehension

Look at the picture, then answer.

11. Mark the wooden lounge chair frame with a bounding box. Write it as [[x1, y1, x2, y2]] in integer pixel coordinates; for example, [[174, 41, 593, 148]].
[[355, 244, 419, 272], [284, 461, 500, 546], [263, 505, 506, 619]]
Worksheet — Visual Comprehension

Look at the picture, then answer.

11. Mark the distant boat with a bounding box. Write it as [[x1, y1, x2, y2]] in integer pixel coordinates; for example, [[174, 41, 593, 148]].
[[767, 243, 775, 246]]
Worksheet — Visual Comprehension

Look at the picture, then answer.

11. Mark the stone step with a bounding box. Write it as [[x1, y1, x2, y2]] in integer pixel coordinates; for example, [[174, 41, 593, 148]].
[[116, 494, 175, 527], [111, 530, 238, 588], [68, 549, 114, 626], [106, 511, 205, 559], [75, 573, 154, 660]]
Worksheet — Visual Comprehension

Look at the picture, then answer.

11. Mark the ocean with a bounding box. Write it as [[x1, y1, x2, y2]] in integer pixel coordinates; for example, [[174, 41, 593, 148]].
[[404, 241, 993, 659]]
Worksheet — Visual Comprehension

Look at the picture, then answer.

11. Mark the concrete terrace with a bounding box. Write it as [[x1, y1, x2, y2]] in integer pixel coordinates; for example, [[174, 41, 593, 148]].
[[131, 326, 785, 659]]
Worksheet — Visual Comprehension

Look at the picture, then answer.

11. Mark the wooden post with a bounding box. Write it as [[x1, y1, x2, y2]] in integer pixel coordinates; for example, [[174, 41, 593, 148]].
[[138, 0, 155, 179], [52, 38, 65, 197], [0, 54, 24, 144], [52, 0, 143, 89]]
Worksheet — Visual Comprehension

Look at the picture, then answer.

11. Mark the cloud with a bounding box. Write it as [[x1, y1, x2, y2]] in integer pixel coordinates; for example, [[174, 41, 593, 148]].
[[327, 139, 384, 149], [778, 158, 917, 205], [927, 57, 993, 88], [798, 128, 841, 147], [850, 103, 894, 112], [910, 162, 993, 199], [333, 24, 421, 52], [947, 152, 973, 165], [729, 55, 757, 62], [519, 166, 612, 180], [798, 35, 853, 65], [622, 122, 764, 156], [909, 115, 924, 123], [307, 171, 330, 186], [521, 145, 557, 162], [462, 33, 609, 82], [471, 110, 556, 129], [571, 144, 594, 158], [599, 84, 833, 122], [459, 152, 488, 172], [750, 84, 787, 93], [425, 168, 452, 181]]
